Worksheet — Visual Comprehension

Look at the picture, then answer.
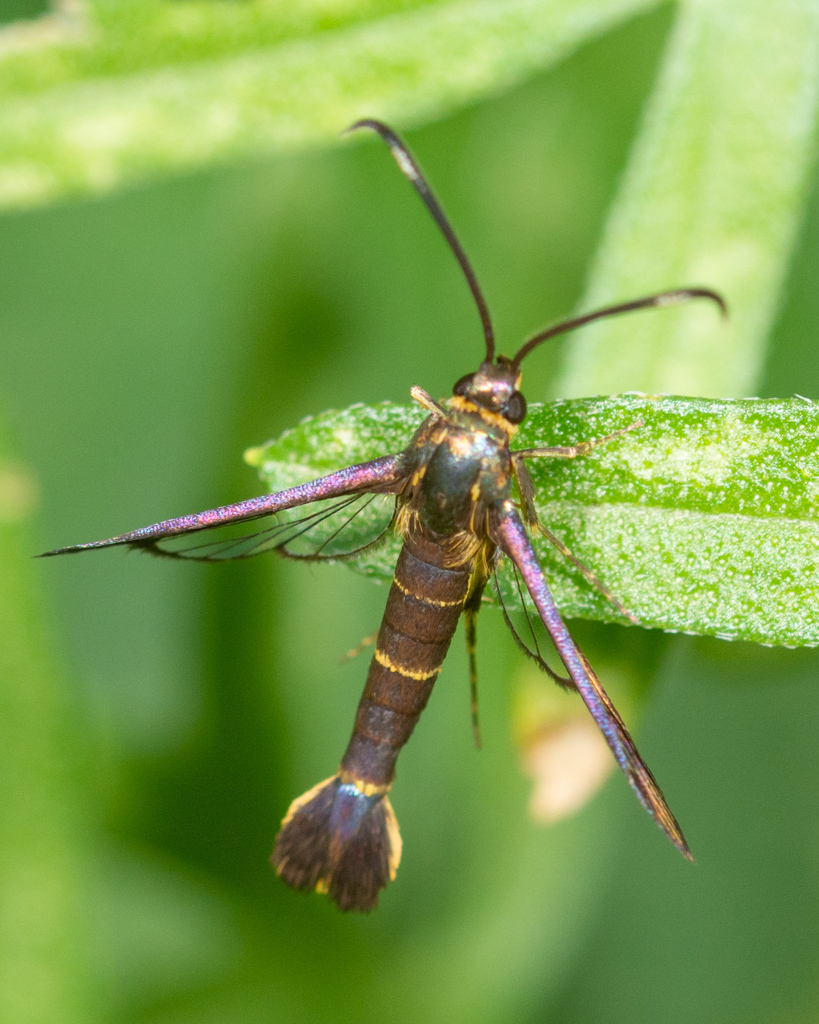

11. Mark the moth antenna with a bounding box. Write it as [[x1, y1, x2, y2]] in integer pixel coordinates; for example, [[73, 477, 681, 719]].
[[347, 119, 496, 363], [512, 288, 727, 365]]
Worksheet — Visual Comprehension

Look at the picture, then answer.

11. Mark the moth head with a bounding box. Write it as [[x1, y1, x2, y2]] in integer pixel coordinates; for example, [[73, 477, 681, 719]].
[[452, 358, 527, 425]]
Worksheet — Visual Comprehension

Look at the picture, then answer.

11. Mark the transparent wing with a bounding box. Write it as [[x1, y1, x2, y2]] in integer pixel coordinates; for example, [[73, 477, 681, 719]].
[[143, 491, 397, 562], [41, 454, 406, 557], [492, 558, 573, 688]]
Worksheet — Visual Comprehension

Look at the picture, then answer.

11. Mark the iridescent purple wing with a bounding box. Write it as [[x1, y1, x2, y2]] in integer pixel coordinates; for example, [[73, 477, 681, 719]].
[[144, 491, 397, 562], [41, 455, 407, 561], [490, 500, 691, 859]]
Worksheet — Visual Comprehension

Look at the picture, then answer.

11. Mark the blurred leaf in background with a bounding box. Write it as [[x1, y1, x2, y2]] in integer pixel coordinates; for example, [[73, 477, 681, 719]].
[[1, 1, 819, 1023], [0, 0, 657, 206]]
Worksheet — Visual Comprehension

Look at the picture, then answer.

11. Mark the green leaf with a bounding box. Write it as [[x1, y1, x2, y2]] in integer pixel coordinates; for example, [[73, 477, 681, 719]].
[[246, 394, 819, 647], [0, 0, 659, 208], [555, 0, 819, 399]]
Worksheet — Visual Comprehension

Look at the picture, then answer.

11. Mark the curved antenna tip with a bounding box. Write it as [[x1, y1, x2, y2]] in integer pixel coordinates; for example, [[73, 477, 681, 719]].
[[653, 287, 729, 320], [513, 286, 728, 365], [344, 118, 388, 137]]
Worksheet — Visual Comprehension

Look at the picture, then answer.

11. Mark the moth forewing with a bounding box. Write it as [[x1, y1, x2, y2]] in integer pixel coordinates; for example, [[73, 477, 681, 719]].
[[40, 454, 408, 558], [489, 501, 691, 859]]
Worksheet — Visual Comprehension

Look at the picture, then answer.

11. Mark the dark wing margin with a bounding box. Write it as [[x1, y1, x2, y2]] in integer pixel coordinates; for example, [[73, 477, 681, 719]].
[[40, 454, 407, 557], [489, 500, 691, 860], [122, 491, 399, 563]]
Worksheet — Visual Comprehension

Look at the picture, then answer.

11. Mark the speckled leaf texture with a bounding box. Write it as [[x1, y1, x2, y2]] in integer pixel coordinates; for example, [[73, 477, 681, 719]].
[[246, 395, 819, 647]]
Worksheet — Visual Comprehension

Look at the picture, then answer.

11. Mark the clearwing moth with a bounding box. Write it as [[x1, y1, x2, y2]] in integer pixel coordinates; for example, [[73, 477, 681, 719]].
[[42, 121, 725, 912]]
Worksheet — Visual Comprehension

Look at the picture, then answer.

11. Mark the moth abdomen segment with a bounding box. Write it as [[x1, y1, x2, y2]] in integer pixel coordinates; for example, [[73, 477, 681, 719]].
[[340, 532, 471, 789], [272, 529, 471, 911]]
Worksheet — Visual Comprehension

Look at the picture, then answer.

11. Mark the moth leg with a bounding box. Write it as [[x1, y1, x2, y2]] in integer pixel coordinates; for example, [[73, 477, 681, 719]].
[[512, 419, 643, 463], [339, 630, 379, 664], [463, 570, 489, 749], [533, 523, 638, 624], [464, 605, 481, 750], [511, 456, 540, 529], [511, 449, 638, 623], [410, 385, 447, 418]]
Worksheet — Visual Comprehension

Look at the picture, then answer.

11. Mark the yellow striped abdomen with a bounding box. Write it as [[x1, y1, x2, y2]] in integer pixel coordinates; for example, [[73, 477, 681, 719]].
[[339, 530, 471, 793], [272, 527, 473, 911]]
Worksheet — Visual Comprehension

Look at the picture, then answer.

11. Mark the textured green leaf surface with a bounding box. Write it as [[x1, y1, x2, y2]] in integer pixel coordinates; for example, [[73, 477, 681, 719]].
[[556, 0, 819, 399], [0, 0, 657, 207], [246, 395, 819, 646]]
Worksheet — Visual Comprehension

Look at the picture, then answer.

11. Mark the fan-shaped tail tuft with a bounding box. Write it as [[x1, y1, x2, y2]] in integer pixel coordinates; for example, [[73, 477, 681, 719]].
[[271, 775, 402, 912]]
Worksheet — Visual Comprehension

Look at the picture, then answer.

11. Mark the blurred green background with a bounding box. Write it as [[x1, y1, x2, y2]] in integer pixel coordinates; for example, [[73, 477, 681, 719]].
[[3, 3, 819, 1023]]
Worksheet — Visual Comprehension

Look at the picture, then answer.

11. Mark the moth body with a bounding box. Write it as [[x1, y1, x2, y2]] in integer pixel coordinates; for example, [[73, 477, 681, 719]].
[[42, 120, 722, 914], [273, 384, 518, 911]]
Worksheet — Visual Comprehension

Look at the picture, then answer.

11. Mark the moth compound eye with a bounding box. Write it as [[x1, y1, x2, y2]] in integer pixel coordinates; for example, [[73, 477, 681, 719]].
[[453, 374, 474, 396], [505, 391, 527, 424]]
